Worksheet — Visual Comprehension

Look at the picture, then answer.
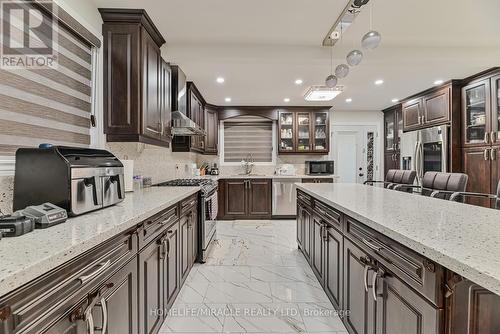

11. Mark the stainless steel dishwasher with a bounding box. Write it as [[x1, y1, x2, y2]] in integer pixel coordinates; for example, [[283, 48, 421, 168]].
[[272, 178, 301, 216]]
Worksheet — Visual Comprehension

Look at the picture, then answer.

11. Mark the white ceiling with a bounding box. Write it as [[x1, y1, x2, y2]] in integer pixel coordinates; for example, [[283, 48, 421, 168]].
[[92, 0, 500, 110]]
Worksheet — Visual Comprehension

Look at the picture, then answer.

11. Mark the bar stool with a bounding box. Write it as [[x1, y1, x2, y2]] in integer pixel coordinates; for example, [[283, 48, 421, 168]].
[[394, 171, 468, 200], [450, 180, 500, 209], [364, 169, 416, 192]]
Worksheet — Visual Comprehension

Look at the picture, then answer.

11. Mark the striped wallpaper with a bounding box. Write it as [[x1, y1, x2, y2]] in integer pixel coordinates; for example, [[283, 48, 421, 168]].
[[0, 0, 95, 155]]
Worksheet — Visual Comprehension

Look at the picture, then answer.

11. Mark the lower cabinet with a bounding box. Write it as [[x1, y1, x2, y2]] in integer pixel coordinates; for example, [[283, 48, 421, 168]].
[[0, 195, 199, 334], [311, 215, 324, 281], [324, 224, 343, 310], [297, 200, 312, 260], [219, 179, 272, 219]]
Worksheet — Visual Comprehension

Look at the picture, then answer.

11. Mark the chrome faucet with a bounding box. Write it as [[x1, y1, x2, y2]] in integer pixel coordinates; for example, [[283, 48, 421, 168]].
[[241, 153, 254, 175]]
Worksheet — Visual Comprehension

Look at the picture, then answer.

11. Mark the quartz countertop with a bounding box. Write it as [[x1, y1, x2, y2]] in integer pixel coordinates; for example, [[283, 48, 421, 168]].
[[0, 186, 199, 297], [204, 174, 340, 180], [296, 183, 500, 296]]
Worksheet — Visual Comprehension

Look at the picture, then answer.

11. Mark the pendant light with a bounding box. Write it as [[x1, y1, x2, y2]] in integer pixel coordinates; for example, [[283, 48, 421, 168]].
[[335, 64, 349, 79], [325, 40, 338, 88], [346, 49, 363, 66], [361, 1, 381, 49]]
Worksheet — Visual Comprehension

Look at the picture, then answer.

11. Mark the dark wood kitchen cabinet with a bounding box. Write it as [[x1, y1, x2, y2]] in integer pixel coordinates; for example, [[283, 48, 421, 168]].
[[297, 193, 312, 261], [163, 221, 180, 311], [311, 215, 324, 281], [383, 105, 402, 175], [204, 105, 219, 154], [218, 179, 272, 219], [463, 147, 492, 207], [100, 9, 171, 147], [401, 82, 461, 132], [324, 224, 343, 310], [278, 109, 330, 154], [180, 196, 198, 284]]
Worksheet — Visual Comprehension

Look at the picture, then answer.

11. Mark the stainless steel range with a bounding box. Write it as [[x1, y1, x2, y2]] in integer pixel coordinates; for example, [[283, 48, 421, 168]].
[[156, 178, 217, 262]]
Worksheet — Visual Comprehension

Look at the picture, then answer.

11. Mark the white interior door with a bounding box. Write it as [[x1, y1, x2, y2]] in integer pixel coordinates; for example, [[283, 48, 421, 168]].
[[331, 125, 379, 183]]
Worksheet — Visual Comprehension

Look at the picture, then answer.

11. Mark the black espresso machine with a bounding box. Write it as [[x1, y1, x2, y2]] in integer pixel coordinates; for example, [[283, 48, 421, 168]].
[[13, 146, 125, 216]]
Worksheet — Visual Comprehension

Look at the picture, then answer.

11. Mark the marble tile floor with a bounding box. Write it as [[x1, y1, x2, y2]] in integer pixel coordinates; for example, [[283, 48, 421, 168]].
[[159, 220, 348, 334]]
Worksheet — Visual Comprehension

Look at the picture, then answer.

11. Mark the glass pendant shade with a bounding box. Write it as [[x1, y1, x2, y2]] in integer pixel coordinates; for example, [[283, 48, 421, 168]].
[[361, 30, 382, 49], [335, 64, 349, 79], [325, 74, 338, 88], [346, 50, 363, 66]]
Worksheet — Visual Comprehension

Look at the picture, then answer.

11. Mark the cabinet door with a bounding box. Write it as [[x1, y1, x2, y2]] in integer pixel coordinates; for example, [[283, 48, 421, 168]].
[[447, 279, 500, 334], [491, 146, 500, 207], [296, 112, 312, 152], [189, 208, 198, 264], [279, 111, 295, 152], [384, 152, 398, 176], [462, 79, 491, 147], [311, 215, 324, 282], [160, 59, 172, 142], [423, 87, 450, 126], [324, 225, 343, 310], [396, 107, 403, 151], [312, 111, 329, 152], [375, 270, 441, 334], [491, 75, 500, 144], [403, 98, 423, 131], [102, 24, 140, 135], [142, 29, 162, 140], [204, 107, 218, 154], [303, 206, 312, 260], [138, 237, 164, 334], [224, 180, 247, 217], [343, 239, 377, 334], [164, 222, 180, 311], [93, 259, 138, 334], [180, 213, 190, 283], [43, 305, 87, 334], [296, 204, 305, 249], [384, 109, 396, 152], [247, 179, 272, 218], [463, 147, 492, 207]]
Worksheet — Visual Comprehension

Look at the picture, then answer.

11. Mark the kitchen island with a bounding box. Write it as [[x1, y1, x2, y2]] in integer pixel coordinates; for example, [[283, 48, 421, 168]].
[[296, 182, 500, 334], [0, 186, 200, 334]]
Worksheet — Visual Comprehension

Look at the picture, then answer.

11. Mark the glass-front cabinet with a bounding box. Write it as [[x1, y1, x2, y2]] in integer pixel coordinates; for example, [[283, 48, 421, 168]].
[[296, 112, 311, 151], [278, 110, 330, 154], [312, 112, 329, 152], [384, 109, 395, 151], [279, 111, 295, 152], [463, 79, 490, 145], [493, 75, 500, 143]]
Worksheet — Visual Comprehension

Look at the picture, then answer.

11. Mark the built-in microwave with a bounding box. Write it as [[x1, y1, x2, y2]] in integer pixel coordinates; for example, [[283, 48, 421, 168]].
[[305, 160, 334, 175]]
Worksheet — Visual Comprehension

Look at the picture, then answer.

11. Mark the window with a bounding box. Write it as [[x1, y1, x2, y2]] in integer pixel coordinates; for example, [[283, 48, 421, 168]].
[[220, 116, 276, 165], [0, 1, 100, 158]]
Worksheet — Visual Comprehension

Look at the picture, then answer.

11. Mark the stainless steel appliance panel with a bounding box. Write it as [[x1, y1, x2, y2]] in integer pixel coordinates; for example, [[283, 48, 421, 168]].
[[102, 174, 124, 208], [71, 177, 103, 216], [272, 178, 300, 216]]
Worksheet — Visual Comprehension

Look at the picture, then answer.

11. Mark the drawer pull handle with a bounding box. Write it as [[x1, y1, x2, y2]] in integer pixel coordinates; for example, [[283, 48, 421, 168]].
[[362, 238, 382, 252], [372, 271, 379, 301], [79, 260, 111, 285]]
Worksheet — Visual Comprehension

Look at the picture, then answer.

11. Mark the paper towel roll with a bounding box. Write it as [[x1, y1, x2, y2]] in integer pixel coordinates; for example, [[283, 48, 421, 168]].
[[122, 160, 134, 192]]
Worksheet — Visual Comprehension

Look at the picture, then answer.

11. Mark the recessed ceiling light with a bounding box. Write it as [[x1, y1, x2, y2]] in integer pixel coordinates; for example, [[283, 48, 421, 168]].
[[434, 79, 444, 85], [295, 79, 303, 85], [225, 97, 231, 102], [345, 98, 352, 103], [284, 98, 291, 103], [216, 77, 225, 84], [391, 98, 399, 103], [374, 79, 384, 85]]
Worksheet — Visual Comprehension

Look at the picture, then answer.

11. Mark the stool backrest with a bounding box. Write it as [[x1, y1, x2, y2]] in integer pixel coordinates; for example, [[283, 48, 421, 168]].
[[422, 172, 468, 199]]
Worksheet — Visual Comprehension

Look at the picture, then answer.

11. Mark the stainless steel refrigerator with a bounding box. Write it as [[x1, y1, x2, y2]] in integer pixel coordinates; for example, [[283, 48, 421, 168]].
[[399, 125, 449, 185]]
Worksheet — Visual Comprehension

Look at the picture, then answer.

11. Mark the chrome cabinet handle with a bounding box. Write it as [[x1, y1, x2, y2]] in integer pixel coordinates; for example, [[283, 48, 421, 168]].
[[372, 271, 379, 301], [484, 148, 490, 161], [94, 297, 108, 334], [362, 238, 382, 252], [484, 132, 490, 144], [491, 131, 497, 143], [363, 265, 371, 292], [491, 148, 496, 161], [85, 310, 95, 334], [79, 260, 111, 285]]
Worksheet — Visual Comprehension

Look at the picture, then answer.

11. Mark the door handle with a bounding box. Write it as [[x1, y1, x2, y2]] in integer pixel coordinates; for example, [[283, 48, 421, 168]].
[[491, 148, 496, 161], [372, 271, 379, 301], [363, 265, 371, 292], [485, 132, 490, 144], [491, 131, 497, 143], [484, 148, 490, 161]]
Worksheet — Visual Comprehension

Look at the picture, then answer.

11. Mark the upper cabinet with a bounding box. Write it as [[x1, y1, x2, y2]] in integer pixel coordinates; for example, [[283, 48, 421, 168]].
[[100, 9, 170, 147], [204, 105, 219, 155], [278, 109, 330, 154], [402, 82, 460, 132], [462, 70, 500, 147], [383, 105, 402, 175]]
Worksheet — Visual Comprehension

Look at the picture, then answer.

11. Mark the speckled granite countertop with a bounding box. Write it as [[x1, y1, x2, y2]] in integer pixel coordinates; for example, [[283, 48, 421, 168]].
[[0, 186, 199, 297], [296, 183, 500, 296], [203, 174, 340, 180]]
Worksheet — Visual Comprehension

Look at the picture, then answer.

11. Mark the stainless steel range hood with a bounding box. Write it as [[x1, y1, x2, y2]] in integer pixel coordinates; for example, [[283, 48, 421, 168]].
[[171, 110, 206, 136]]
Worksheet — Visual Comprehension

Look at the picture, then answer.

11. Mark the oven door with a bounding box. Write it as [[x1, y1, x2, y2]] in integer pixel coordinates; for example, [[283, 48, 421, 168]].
[[203, 191, 217, 249]]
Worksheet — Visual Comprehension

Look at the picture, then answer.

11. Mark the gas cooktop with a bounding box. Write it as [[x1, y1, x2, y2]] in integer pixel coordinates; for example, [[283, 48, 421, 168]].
[[155, 178, 217, 195]]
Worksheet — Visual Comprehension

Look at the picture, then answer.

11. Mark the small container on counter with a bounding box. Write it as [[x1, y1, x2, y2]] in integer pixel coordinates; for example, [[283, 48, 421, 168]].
[[142, 176, 153, 188], [133, 175, 143, 191]]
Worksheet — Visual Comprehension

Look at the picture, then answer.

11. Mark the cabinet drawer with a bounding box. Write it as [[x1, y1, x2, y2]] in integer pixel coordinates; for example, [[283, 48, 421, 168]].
[[297, 190, 312, 207], [344, 216, 444, 307], [139, 204, 178, 249], [0, 228, 138, 334], [180, 194, 198, 214], [314, 200, 342, 231]]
